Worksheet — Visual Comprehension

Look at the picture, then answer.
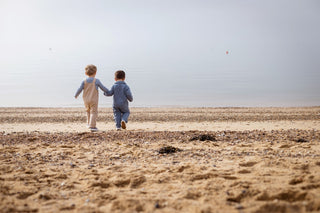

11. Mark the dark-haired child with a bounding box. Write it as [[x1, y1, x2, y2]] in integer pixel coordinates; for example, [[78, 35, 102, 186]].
[[104, 70, 133, 130]]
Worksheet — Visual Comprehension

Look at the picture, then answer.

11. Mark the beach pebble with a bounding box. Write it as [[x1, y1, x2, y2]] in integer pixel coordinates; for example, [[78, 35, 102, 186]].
[[154, 202, 161, 209], [235, 204, 244, 209]]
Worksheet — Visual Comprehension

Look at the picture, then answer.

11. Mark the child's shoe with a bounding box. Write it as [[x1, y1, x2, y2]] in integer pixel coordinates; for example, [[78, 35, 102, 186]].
[[121, 120, 126, 129], [90, 127, 99, 132], [116, 128, 121, 131]]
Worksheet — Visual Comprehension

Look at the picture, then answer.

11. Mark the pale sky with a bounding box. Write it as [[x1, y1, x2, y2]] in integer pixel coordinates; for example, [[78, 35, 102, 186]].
[[0, 0, 319, 107]]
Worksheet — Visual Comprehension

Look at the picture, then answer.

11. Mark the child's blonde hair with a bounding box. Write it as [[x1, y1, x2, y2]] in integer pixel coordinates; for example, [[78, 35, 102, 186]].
[[85, 64, 97, 76]]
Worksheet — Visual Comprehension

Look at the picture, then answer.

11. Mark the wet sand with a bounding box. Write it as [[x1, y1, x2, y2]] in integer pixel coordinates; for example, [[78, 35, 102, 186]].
[[0, 107, 320, 212]]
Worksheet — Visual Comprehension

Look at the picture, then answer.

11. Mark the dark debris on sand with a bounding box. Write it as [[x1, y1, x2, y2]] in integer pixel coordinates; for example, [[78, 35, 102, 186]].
[[158, 146, 182, 154], [295, 138, 309, 143], [190, 134, 216, 142]]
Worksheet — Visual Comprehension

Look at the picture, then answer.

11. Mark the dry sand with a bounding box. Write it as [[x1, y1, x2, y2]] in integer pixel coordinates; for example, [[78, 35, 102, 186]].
[[0, 107, 320, 212]]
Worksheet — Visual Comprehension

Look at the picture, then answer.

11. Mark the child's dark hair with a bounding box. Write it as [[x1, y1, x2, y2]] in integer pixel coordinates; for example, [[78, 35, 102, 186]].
[[115, 70, 126, 80]]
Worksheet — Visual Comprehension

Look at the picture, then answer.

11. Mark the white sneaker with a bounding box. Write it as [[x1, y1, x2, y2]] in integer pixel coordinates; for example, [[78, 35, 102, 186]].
[[116, 128, 121, 131], [90, 127, 98, 132], [121, 121, 126, 129]]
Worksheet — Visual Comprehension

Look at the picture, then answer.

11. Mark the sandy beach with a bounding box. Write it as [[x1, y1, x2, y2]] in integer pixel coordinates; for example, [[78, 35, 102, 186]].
[[1, 107, 320, 212]]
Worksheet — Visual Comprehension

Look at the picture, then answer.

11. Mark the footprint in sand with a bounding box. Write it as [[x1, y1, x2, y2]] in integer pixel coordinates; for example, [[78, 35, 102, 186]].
[[90, 181, 110, 189], [257, 189, 308, 202], [184, 190, 202, 200], [190, 173, 217, 181], [289, 176, 304, 185], [16, 191, 37, 199], [238, 169, 251, 174], [114, 178, 131, 187], [239, 161, 258, 167], [226, 188, 260, 203], [39, 193, 53, 201], [111, 199, 144, 212], [130, 176, 147, 188], [256, 202, 304, 213], [221, 175, 238, 180]]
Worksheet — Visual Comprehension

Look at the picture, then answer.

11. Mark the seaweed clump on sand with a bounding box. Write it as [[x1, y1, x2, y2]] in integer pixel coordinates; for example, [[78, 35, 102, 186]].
[[158, 146, 182, 154], [190, 134, 216, 142], [295, 138, 309, 143]]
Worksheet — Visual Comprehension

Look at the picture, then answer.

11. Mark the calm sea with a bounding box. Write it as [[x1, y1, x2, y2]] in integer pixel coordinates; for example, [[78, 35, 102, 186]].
[[1, 46, 319, 108]]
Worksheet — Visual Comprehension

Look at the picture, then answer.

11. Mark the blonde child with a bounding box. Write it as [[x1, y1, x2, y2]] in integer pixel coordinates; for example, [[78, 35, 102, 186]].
[[75, 64, 108, 132]]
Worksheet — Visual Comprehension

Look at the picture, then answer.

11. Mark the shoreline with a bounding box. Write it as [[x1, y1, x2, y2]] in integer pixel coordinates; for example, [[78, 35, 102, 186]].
[[1, 120, 320, 133], [1, 106, 320, 109], [1, 107, 319, 133]]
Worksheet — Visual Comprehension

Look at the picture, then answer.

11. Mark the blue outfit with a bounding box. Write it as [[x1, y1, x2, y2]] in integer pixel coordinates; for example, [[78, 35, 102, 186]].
[[104, 81, 133, 128], [75, 77, 108, 98]]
